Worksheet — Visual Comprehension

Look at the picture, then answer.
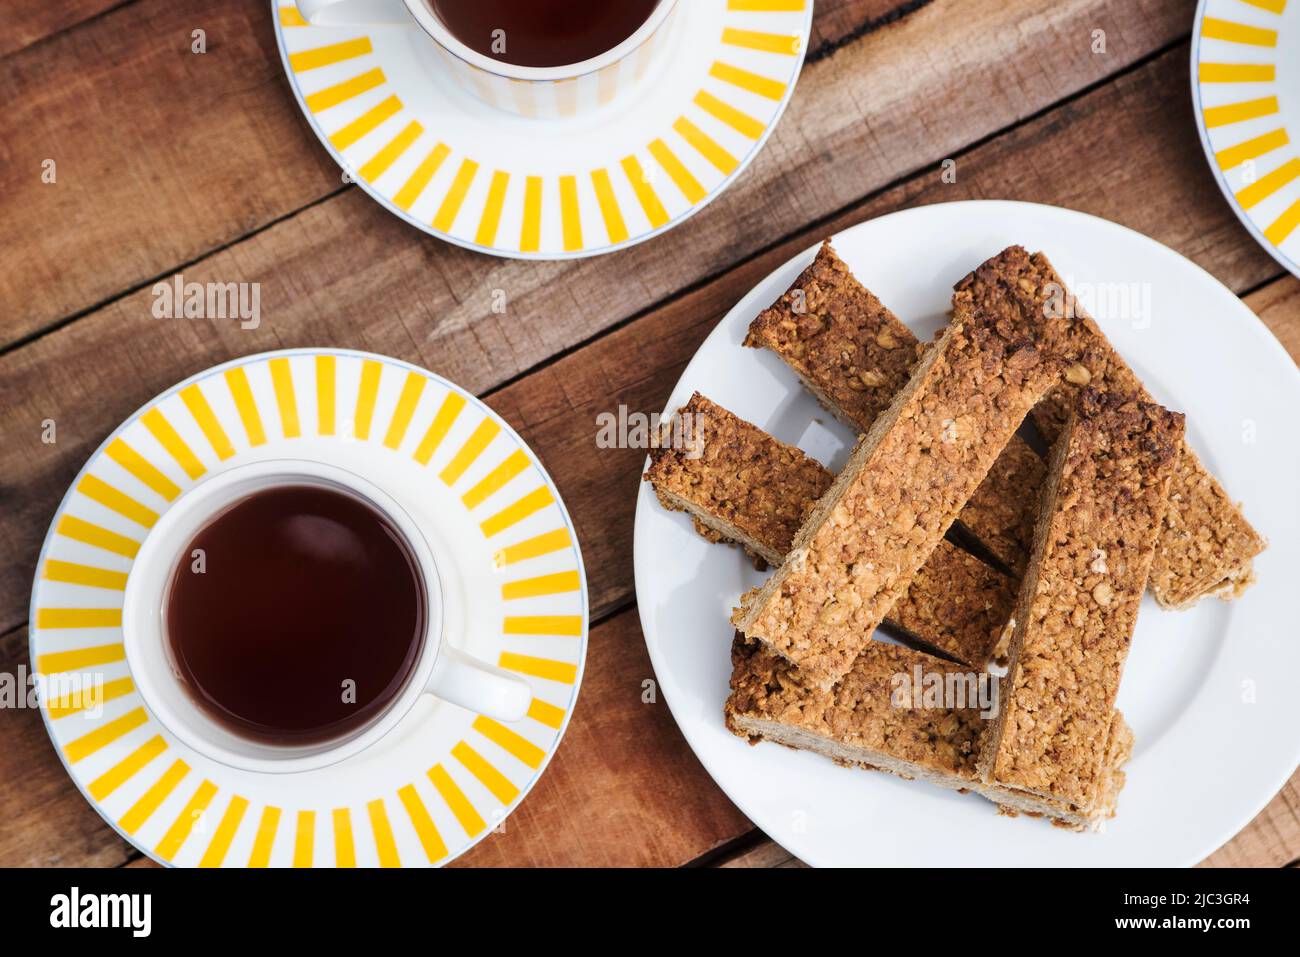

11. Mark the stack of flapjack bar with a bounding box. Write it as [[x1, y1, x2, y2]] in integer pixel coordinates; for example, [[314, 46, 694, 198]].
[[645, 243, 1264, 830]]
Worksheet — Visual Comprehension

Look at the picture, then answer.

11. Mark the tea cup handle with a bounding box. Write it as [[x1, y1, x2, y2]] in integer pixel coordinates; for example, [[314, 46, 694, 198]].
[[426, 647, 532, 722], [295, 0, 410, 26]]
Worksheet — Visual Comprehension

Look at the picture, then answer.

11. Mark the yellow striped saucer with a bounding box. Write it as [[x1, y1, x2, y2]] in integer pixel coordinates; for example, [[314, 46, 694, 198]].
[[28, 349, 587, 867], [272, 0, 812, 259], [1193, 0, 1300, 277]]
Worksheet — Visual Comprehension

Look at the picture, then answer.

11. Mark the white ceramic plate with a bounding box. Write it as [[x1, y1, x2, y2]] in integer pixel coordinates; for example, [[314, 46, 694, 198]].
[[272, 0, 811, 259], [1192, 0, 1300, 277], [633, 201, 1300, 867], [30, 349, 587, 867]]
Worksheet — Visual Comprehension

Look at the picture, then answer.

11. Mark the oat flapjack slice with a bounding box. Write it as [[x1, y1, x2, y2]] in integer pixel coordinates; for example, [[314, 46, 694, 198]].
[[745, 242, 1046, 573], [645, 393, 1014, 666], [953, 246, 1265, 608], [979, 711, 1135, 831], [725, 636, 988, 791], [980, 389, 1184, 826], [732, 300, 1062, 689], [727, 636, 1134, 830]]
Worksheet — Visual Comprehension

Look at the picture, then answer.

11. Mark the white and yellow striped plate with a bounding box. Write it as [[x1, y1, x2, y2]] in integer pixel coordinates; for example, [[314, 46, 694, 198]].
[[28, 349, 587, 867], [1193, 0, 1300, 277], [272, 1, 812, 259]]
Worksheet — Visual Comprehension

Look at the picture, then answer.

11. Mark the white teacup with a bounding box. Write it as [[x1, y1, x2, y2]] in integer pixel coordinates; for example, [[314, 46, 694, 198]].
[[295, 0, 680, 119], [121, 459, 532, 775]]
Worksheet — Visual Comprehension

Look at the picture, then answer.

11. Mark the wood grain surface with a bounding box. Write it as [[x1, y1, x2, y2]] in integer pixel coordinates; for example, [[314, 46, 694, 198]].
[[0, 0, 1189, 348], [2, 0, 124, 58], [0, 0, 1295, 868]]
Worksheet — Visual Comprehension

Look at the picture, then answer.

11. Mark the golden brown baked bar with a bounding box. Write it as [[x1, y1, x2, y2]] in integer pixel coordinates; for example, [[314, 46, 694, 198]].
[[951, 438, 1044, 575], [732, 303, 1061, 689], [980, 389, 1184, 816], [725, 636, 986, 790], [746, 242, 1045, 572], [982, 711, 1134, 831], [646, 393, 832, 568], [645, 392, 1014, 666], [891, 543, 1015, 669], [726, 636, 1132, 830], [953, 246, 1265, 608]]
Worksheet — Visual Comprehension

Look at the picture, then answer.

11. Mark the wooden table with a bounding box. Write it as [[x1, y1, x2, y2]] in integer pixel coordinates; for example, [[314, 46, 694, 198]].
[[2, 0, 1296, 869]]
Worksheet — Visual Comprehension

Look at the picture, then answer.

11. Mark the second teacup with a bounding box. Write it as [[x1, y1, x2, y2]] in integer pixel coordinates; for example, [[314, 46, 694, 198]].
[[296, 0, 681, 119]]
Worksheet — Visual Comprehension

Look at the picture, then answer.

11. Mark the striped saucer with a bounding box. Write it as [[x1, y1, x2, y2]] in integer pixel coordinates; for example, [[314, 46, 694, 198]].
[[1192, 0, 1300, 277], [272, 0, 812, 259], [29, 349, 587, 867]]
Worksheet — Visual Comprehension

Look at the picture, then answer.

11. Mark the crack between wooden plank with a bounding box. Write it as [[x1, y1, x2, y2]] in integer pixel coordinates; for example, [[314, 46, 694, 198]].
[[681, 827, 764, 867], [3, 0, 143, 63], [0, 183, 351, 361], [805, 0, 937, 65], [1238, 272, 1289, 301]]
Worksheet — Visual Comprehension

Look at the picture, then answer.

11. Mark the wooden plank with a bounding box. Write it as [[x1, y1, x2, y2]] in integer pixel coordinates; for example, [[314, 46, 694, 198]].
[[453, 608, 749, 866], [0, 0, 1192, 346], [1248, 275, 1300, 360], [806, 0, 935, 57], [0, 41, 1280, 632], [0, 0, 339, 342], [1200, 775, 1300, 867], [716, 837, 808, 868], [1, 0, 122, 59]]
